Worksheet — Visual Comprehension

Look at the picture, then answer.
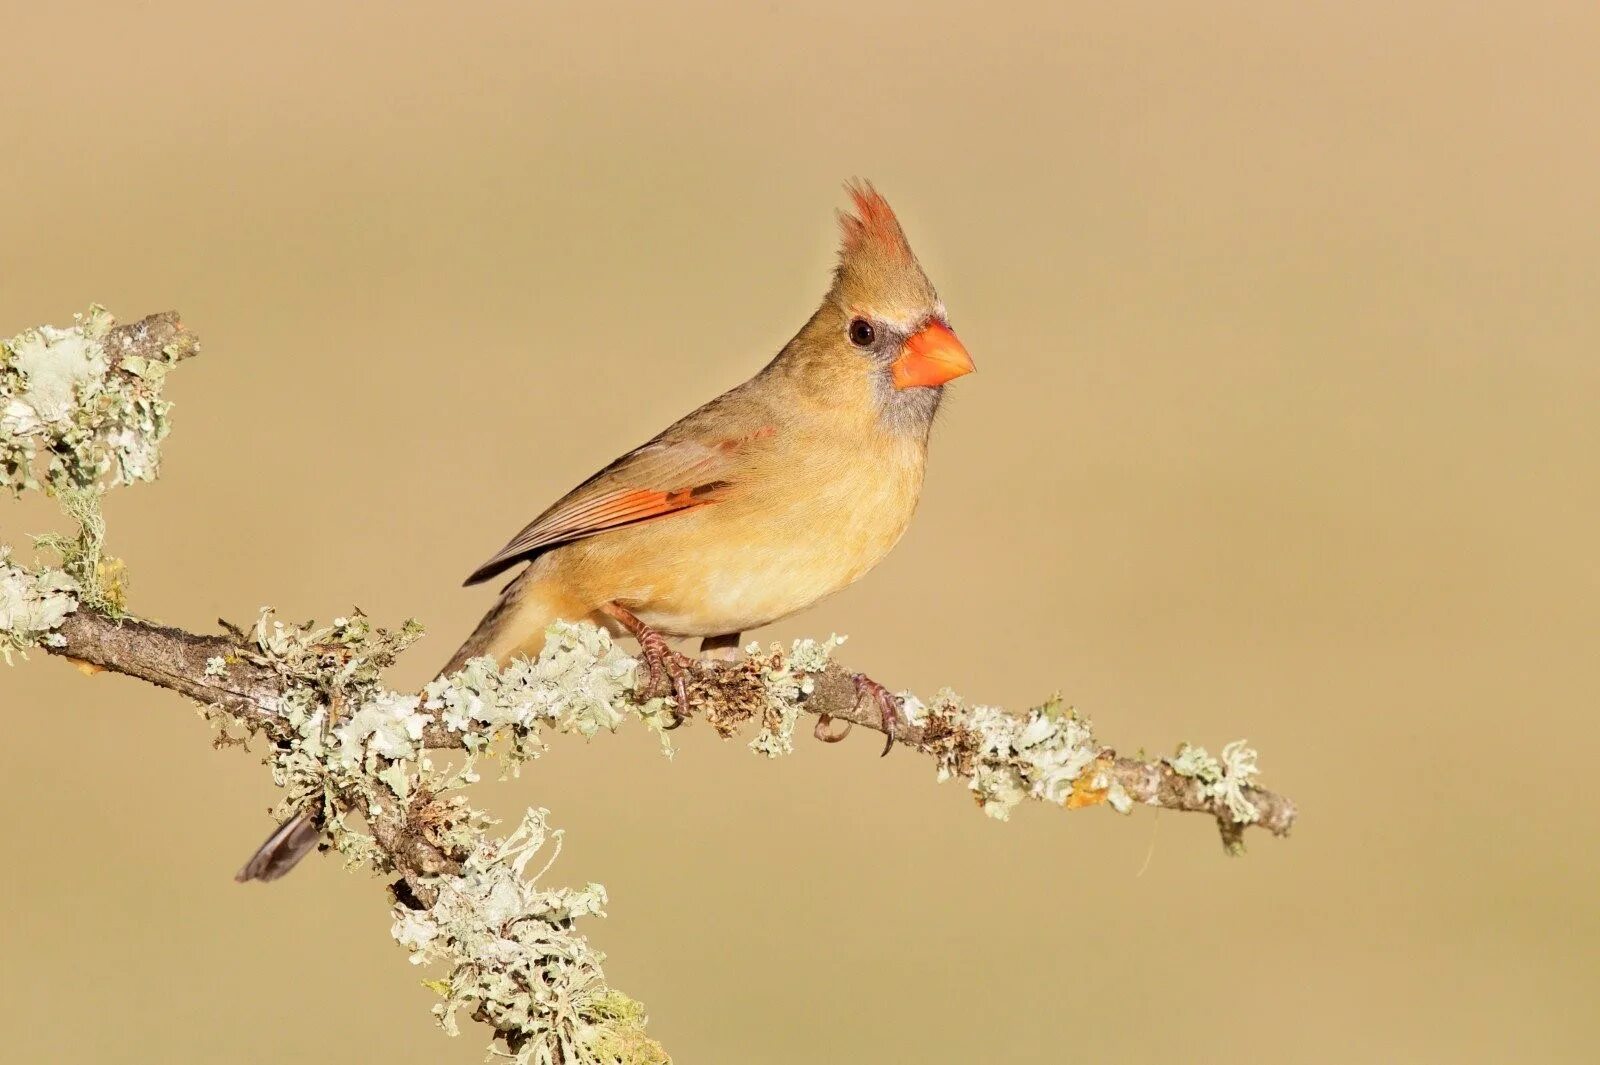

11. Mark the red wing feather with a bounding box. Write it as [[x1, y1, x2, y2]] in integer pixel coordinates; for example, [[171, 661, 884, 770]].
[[462, 435, 752, 586]]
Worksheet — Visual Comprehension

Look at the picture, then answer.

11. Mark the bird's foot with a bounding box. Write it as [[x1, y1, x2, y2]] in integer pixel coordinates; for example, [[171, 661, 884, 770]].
[[639, 629, 697, 728], [853, 672, 903, 757], [603, 603, 696, 727]]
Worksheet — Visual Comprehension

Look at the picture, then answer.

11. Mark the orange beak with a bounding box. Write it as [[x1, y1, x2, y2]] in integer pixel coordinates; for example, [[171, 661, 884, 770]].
[[890, 321, 975, 390]]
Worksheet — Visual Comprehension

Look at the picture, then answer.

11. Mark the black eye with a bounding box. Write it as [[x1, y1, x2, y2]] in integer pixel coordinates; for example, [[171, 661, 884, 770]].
[[848, 318, 876, 347]]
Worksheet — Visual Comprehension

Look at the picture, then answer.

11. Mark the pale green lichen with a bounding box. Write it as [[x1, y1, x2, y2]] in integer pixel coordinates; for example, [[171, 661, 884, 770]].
[[1, 306, 178, 494], [1168, 740, 1261, 824], [0, 546, 79, 662], [423, 622, 654, 769], [745, 633, 845, 757], [31, 485, 127, 615], [577, 991, 669, 1065], [913, 689, 1102, 820], [1105, 779, 1134, 814], [338, 690, 431, 766], [392, 807, 665, 1065]]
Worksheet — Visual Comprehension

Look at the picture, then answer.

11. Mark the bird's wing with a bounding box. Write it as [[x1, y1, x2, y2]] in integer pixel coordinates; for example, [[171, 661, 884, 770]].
[[463, 431, 766, 586]]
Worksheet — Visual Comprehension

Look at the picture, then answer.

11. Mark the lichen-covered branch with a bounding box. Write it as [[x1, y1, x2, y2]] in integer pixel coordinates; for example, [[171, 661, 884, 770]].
[[2, 309, 1296, 1065], [37, 605, 1297, 845]]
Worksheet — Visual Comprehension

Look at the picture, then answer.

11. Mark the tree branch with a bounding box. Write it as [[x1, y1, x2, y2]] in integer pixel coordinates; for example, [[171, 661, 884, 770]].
[[54, 611, 281, 723], [102, 309, 202, 368], [799, 666, 1298, 839], [47, 606, 1297, 844]]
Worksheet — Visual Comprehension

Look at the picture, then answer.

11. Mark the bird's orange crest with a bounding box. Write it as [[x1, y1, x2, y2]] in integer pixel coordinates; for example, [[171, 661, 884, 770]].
[[837, 179, 914, 264]]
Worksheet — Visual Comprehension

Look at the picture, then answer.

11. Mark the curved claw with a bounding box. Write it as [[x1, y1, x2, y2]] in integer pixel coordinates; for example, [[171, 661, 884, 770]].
[[669, 671, 690, 726], [813, 714, 853, 743], [641, 646, 694, 726], [852, 673, 902, 757]]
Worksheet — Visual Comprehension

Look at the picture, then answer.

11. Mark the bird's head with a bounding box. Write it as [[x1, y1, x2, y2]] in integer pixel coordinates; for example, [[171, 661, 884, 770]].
[[781, 181, 974, 431]]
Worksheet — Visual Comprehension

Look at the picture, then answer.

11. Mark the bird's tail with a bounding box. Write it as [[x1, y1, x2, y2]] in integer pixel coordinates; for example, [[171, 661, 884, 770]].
[[234, 809, 322, 883], [437, 566, 585, 676], [234, 569, 583, 883]]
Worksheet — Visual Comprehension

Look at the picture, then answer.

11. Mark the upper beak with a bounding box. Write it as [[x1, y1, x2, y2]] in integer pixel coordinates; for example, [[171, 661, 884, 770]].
[[890, 320, 975, 390]]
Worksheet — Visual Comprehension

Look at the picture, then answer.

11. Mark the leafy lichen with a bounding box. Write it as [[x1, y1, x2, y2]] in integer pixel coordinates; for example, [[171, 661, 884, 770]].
[[910, 689, 1103, 820], [745, 633, 845, 757], [393, 807, 666, 1065], [423, 621, 654, 769], [1168, 740, 1262, 824], [32, 485, 127, 615], [0, 546, 79, 662], [1, 306, 179, 494]]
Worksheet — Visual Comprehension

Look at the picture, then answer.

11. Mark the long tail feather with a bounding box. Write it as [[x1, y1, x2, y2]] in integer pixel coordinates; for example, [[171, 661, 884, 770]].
[[234, 809, 322, 883]]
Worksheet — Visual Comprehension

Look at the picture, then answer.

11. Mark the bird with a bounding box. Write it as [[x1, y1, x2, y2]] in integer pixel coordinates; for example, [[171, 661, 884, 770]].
[[236, 181, 973, 882]]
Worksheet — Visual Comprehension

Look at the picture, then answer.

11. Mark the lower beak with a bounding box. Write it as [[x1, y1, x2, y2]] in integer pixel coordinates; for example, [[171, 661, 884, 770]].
[[890, 321, 975, 390]]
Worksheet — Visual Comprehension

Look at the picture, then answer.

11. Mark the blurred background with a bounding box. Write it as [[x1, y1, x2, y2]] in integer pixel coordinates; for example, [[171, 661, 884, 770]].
[[3, 2, 1596, 1062]]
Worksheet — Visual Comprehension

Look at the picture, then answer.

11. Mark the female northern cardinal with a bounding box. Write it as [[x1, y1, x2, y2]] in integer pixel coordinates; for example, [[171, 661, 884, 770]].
[[237, 182, 972, 880], [444, 181, 973, 729]]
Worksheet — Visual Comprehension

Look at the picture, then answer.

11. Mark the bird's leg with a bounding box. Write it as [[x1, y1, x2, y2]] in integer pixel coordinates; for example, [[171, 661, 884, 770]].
[[853, 673, 903, 757], [699, 632, 743, 665], [601, 602, 696, 726]]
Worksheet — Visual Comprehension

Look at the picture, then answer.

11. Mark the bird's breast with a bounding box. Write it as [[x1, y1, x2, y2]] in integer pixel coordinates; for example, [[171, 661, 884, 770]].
[[566, 433, 927, 636]]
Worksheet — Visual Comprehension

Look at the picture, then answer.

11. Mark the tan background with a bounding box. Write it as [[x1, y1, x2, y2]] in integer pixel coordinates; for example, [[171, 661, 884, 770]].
[[3, 2, 1596, 1062]]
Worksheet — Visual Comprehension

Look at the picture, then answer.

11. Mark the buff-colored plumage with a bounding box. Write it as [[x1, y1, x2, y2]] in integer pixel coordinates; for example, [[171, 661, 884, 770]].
[[443, 182, 973, 673], [236, 181, 973, 882]]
